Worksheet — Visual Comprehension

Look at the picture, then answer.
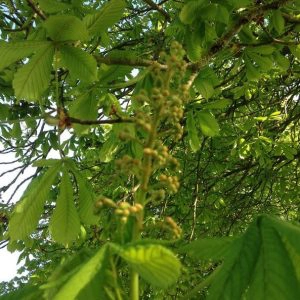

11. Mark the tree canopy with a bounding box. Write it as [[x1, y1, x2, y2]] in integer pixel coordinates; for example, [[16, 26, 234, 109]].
[[0, 0, 300, 299]]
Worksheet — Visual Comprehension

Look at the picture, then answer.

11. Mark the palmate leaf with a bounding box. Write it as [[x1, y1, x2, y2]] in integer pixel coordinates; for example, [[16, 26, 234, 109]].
[[245, 220, 299, 300], [75, 172, 99, 225], [49, 170, 81, 245], [0, 41, 51, 71], [202, 215, 300, 300], [13, 43, 54, 101], [118, 244, 181, 289], [179, 237, 235, 260], [84, 0, 126, 36], [43, 15, 89, 41], [60, 45, 97, 84], [8, 162, 61, 241], [53, 245, 108, 300], [69, 92, 98, 135]]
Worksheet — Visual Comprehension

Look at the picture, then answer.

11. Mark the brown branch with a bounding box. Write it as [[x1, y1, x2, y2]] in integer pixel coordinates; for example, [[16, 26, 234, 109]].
[[93, 54, 167, 69], [142, 0, 171, 21], [26, 0, 46, 20], [68, 116, 134, 125]]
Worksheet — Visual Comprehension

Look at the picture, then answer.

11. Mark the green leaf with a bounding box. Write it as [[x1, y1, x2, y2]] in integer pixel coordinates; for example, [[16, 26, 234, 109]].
[[196, 111, 220, 137], [69, 92, 98, 135], [187, 112, 201, 152], [180, 237, 235, 260], [9, 162, 60, 241], [0, 103, 10, 120], [245, 58, 261, 81], [119, 244, 181, 288], [179, 0, 205, 24], [194, 78, 214, 99], [200, 4, 229, 25], [202, 98, 232, 110], [53, 245, 108, 300], [60, 45, 97, 84], [84, 0, 126, 36], [248, 52, 273, 71], [0, 41, 51, 71], [273, 51, 290, 71], [43, 15, 89, 41], [99, 133, 119, 162], [0, 285, 42, 300], [272, 10, 285, 34], [38, 0, 71, 13], [186, 31, 203, 62], [13, 43, 54, 101], [75, 172, 99, 225], [49, 170, 81, 245], [245, 217, 300, 300], [208, 223, 261, 300], [248, 45, 276, 55]]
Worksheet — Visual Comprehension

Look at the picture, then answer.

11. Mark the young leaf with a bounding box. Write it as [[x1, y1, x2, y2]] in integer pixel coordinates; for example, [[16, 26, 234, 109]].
[[118, 244, 181, 289], [49, 170, 81, 245], [60, 45, 97, 84], [196, 111, 220, 137], [53, 245, 108, 300], [187, 111, 201, 152], [0, 41, 51, 71], [43, 15, 89, 41], [180, 237, 235, 260], [84, 0, 126, 36], [9, 163, 61, 241], [13, 43, 54, 101]]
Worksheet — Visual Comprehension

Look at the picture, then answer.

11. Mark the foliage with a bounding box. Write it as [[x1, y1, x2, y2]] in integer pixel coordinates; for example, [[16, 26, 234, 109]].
[[0, 0, 299, 299]]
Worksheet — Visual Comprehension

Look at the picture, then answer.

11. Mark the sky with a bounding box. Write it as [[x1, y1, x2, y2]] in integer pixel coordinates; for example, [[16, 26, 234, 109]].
[[0, 130, 71, 283]]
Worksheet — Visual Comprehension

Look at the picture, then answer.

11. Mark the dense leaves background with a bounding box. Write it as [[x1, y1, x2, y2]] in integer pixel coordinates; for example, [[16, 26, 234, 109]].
[[0, 0, 299, 299]]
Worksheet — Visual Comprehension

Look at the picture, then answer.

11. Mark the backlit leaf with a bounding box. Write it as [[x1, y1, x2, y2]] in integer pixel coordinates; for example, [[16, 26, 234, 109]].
[[13, 43, 54, 101], [9, 162, 61, 240], [196, 111, 220, 137], [60, 45, 97, 84], [119, 244, 181, 288], [84, 0, 126, 36], [43, 15, 89, 41], [0, 41, 51, 71]]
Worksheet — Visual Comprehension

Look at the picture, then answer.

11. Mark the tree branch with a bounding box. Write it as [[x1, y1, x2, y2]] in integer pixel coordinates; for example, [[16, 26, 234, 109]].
[[142, 0, 170, 21], [26, 0, 46, 20]]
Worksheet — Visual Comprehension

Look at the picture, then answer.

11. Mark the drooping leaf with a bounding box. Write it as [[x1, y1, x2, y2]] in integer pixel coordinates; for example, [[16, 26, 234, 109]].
[[180, 237, 235, 260], [179, 0, 205, 24], [60, 45, 97, 84], [118, 244, 181, 289], [75, 172, 99, 225], [186, 111, 201, 152], [13, 43, 54, 101], [84, 0, 126, 36], [53, 245, 108, 300], [9, 162, 61, 241], [99, 133, 119, 162], [272, 10, 285, 34], [196, 111, 220, 137], [43, 15, 89, 41], [0, 41, 51, 71], [186, 31, 203, 62], [49, 170, 81, 245]]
